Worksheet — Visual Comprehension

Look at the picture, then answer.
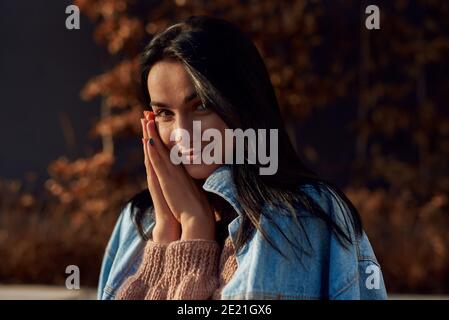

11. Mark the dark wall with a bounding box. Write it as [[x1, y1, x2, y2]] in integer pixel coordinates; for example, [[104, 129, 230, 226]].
[[0, 1, 106, 182]]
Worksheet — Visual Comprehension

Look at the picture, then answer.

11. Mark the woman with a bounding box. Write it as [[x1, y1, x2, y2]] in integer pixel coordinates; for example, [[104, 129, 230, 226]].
[[97, 15, 387, 300]]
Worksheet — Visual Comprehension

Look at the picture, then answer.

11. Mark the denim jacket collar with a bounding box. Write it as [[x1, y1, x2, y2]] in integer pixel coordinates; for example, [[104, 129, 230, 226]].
[[202, 164, 242, 215], [201, 164, 245, 252]]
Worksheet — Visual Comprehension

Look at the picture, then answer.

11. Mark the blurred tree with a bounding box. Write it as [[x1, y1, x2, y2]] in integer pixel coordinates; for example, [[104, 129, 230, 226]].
[[350, 0, 449, 293]]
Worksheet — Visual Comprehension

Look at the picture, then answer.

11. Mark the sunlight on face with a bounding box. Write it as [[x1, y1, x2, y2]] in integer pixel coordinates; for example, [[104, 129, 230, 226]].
[[146, 59, 229, 180]]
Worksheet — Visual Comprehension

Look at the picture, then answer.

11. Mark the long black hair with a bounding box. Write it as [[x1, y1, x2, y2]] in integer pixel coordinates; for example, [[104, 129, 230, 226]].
[[129, 15, 362, 260]]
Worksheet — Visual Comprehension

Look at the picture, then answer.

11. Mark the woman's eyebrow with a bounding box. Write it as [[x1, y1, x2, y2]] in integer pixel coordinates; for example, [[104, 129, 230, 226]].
[[183, 91, 198, 104], [150, 91, 198, 109]]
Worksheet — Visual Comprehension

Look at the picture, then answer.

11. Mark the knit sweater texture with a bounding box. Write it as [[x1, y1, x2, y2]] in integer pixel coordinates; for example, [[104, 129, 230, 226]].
[[115, 235, 238, 300]]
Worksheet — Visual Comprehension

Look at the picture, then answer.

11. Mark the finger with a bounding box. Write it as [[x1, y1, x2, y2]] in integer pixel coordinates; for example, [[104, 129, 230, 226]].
[[142, 136, 172, 216], [141, 115, 150, 166], [143, 134, 159, 195], [141, 118, 148, 140], [147, 118, 172, 164], [144, 141, 160, 195], [142, 136, 150, 169], [143, 110, 151, 121], [146, 119, 170, 177]]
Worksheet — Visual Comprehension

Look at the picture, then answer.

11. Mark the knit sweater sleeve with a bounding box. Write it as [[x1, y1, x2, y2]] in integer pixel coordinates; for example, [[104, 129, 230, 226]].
[[115, 238, 222, 300], [115, 239, 169, 300], [145, 239, 221, 300]]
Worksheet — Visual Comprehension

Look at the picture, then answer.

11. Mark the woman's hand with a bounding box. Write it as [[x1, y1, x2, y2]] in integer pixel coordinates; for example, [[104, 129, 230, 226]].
[[144, 112, 216, 241], [141, 111, 181, 244]]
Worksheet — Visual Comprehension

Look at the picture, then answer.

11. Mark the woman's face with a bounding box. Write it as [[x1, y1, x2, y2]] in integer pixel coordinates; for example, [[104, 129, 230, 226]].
[[146, 59, 229, 180]]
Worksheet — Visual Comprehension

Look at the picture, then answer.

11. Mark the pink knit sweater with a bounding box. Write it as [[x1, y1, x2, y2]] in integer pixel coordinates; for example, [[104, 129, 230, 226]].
[[115, 235, 238, 300]]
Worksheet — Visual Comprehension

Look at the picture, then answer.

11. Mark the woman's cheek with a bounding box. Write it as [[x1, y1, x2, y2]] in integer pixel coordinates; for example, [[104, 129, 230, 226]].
[[156, 123, 173, 148]]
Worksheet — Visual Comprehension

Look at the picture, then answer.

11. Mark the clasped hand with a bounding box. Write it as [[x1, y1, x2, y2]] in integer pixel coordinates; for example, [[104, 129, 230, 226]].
[[141, 111, 216, 244]]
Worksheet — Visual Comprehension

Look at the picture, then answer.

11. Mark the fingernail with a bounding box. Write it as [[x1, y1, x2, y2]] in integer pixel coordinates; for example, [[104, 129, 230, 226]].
[[149, 138, 154, 146], [149, 111, 155, 121], [143, 111, 150, 120]]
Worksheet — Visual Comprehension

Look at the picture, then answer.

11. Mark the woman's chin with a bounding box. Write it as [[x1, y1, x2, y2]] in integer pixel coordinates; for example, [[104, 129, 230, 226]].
[[183, 163, 222, 180]]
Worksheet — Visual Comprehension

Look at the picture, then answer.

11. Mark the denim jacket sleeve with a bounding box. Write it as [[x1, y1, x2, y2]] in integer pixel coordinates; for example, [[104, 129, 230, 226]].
[[97, 206, 125, 300], [316, 185, 388, 299], [326, 227, 388, 299], [97, 202, 156, 300]]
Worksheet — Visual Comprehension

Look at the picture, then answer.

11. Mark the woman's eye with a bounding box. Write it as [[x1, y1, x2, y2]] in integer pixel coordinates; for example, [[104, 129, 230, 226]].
[[195, 103, 208, 112], [154, 109, 173, 120]]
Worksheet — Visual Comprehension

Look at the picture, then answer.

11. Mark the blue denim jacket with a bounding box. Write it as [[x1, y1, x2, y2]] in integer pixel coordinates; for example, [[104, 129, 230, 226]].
[[97, 165, 387, 300]]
